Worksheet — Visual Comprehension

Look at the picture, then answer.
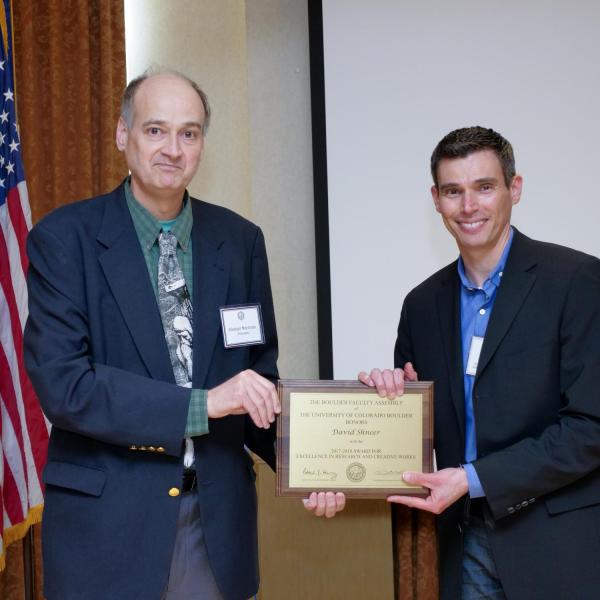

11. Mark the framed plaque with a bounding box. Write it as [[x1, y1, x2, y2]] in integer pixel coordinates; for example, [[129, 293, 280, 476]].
[[276, 380, 434, 498]]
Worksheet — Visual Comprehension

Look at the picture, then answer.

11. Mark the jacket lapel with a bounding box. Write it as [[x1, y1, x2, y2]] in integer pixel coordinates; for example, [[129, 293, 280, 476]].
[[435, 263, 466, 439], [190, 202, 230, 388], [476, 229, 537, 378], [97, 186, 174, 382]]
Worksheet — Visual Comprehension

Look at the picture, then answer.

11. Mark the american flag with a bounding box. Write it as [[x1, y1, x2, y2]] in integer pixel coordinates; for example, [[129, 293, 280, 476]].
[[0, 0, 49, 570]]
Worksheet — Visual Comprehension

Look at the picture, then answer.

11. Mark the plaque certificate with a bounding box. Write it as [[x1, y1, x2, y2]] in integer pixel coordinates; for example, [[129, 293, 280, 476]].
[[276, 380, 434, 498]]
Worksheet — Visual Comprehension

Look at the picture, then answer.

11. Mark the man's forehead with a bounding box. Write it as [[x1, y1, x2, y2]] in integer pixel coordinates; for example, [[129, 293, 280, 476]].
[[131, 74, 204, 120], [137, 73, 190, 93], [437, 150, 503, 179]]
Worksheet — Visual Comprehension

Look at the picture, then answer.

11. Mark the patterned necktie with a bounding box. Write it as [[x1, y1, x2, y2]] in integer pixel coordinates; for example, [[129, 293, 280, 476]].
[[157, 230, 195, 466], [158, 231, 193, 386]]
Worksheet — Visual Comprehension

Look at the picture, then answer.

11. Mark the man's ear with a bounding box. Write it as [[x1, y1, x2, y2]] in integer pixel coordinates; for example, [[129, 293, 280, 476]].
[[510, 174, 523, 206], [115, 117, 128, 151]]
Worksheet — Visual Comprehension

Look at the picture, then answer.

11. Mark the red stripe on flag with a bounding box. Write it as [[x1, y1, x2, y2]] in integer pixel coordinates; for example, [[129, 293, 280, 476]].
[[6, 187, 29, 274], [2, 451, 25, 526]]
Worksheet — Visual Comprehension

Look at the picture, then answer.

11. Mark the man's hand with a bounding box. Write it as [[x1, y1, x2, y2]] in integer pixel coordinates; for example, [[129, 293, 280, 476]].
[[302, 491, 346, 518], [207, 369, 280, 429], [358, 363, 418, 399], [387, 467, 468, 514]]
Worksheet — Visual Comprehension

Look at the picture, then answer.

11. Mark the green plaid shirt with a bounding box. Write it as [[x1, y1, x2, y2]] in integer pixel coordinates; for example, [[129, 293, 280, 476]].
[[125, 180, 208, 437]]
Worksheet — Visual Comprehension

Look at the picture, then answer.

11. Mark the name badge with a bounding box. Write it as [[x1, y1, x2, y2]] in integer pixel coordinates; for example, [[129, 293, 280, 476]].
[[466, 336, 484, 376], [220, 304, 265, 348]]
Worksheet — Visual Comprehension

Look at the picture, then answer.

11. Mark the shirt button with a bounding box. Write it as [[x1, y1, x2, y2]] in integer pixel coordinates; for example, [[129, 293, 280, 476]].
[[479, 308, 486, 315]]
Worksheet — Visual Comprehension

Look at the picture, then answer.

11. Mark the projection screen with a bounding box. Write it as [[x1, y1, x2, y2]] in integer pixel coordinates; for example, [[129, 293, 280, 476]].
[[311, 0, 600, 378]]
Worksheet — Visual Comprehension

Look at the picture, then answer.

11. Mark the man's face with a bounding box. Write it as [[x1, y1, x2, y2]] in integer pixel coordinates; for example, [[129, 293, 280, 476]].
[[116, 74, 206, 205], [431, 149, 522, 258]]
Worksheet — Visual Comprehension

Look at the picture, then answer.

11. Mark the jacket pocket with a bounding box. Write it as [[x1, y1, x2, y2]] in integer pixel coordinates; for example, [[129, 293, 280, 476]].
[[43, 461, 107, 497]]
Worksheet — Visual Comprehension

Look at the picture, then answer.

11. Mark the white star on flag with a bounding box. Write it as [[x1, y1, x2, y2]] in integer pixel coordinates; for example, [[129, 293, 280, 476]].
[[0, 110, 8, 122], [9, 139, 19, 152], [6, 160, 14, 174], [3, 87, 14, 101]]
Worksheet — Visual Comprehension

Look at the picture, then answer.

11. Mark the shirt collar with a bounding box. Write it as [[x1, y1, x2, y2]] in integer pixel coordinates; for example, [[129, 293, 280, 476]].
[[124, 179, 193, 252], [457, 227, 514, 293]]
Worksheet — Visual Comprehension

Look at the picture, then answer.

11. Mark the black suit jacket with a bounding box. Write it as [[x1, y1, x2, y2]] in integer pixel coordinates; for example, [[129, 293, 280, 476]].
[[394, 229, 600, 600], [24, 183, 278, 600]]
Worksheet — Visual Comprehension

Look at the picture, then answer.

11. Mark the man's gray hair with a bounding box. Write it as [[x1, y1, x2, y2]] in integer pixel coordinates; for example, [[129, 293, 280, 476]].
[[120, 66, 211, 135]]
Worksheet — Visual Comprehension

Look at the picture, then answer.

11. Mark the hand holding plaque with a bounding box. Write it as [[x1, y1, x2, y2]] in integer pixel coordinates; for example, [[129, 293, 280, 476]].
[[277, 380, 433, 499]]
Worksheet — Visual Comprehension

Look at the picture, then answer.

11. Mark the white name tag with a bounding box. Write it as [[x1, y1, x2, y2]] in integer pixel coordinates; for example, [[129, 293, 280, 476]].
[[220, 304, 265, 348], [466, 336, 484, 376]]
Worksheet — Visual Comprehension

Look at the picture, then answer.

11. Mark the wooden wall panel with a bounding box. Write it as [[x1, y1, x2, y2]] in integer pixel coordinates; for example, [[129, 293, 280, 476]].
[[256, 460, 394, 600]]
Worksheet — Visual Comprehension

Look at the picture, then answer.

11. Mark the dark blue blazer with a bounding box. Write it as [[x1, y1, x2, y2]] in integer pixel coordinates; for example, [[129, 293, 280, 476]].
[[24, 183, 278, 600], [394, 229, 600, 600]]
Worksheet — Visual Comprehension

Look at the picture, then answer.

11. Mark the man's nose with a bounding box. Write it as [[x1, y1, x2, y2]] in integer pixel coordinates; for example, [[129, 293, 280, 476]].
[[462, 191, 478, 213], [162, 133, 182, 158]]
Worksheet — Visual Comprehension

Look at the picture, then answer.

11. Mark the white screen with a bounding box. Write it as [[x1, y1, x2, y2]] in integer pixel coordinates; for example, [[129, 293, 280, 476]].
[[322, 0, 600, 377]]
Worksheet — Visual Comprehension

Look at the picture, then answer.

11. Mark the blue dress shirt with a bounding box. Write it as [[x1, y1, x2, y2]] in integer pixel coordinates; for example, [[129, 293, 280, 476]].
[[459, 228, 514, 497]]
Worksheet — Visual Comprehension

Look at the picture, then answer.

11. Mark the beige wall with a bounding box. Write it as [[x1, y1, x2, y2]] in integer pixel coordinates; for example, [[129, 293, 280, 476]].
[[124, 0, 318, 379]]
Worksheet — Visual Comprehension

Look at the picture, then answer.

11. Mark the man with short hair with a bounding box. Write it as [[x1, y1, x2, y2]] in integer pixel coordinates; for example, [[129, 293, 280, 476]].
[[25, 68, 342, 600], [361, 127, 600, 599]]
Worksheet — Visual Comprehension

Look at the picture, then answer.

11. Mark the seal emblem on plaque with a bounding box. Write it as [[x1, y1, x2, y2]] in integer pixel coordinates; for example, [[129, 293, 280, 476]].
[[346, 462, 366, 482]]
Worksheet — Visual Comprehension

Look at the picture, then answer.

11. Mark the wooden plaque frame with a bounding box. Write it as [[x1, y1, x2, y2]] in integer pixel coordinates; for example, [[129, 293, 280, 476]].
[[276, 379, 434, 498]]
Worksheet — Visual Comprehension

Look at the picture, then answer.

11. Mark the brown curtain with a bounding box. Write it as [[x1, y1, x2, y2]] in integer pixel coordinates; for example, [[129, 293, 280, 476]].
[[0, 530, 43, 600], [0, 1, 126, 598], [13, 0, 127, 224], [395, 507, 439, 600]]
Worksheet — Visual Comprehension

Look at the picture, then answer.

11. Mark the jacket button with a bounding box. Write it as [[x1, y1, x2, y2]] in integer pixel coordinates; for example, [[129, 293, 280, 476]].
[[529, 498, 535, 503], [168, 488, 180, 497], [139, 446, 147, 451], [148, 446, 156, 452], [521, 500, 529, 507], [157, 447, 165, 453], [507, 506, 515, 514], [129, 445, 137, 450]]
